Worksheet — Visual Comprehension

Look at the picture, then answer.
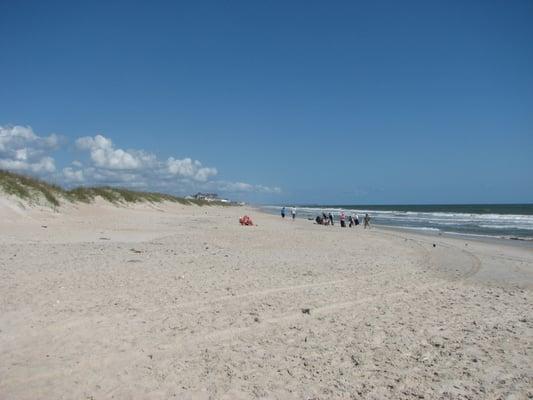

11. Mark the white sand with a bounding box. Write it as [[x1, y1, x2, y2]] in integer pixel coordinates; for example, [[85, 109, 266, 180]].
[[0, 200, 532, 399]]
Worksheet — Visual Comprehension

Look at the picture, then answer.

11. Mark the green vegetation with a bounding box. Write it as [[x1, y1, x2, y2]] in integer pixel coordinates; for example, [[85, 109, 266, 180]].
[[0, 169, 62, 207], [0, 169, 231, 208]]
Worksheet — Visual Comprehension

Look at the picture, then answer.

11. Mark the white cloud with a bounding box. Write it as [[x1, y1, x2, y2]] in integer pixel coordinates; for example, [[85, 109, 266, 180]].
[[166, 157, 217, 182], [75, 135, 155, 170], [1, 126, 281, 198], [223, 182, 254, 192], [62, 167, 85, 182], [74, 134, 218, 184], [74, 135, 216, 182], [67, 133, 282, 196], [0, 156, 55, 173], [257, 184, 282, 194], [208, 181, 282, 194], [0, 125, 59, 173]]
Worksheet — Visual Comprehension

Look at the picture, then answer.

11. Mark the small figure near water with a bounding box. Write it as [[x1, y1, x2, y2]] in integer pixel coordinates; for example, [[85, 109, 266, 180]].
[[291, 207, 296, 220], [350, 213, 357, 228], [315, 212, 333, 226], [340, 212, 346, 228], [364, 213, 371, 229], [281, 207, 286, 219]]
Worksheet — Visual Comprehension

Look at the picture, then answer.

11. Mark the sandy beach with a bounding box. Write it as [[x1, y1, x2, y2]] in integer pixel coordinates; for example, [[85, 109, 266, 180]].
[[1, 201, 532, 399]]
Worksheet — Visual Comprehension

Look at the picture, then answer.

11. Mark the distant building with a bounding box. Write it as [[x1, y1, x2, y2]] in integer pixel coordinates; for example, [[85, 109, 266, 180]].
[[193, 192, 219, 200], [192, 192, 231, 203]]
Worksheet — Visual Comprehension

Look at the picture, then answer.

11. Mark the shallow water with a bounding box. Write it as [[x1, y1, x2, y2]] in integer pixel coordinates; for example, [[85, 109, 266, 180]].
[[264, 204, 533, 240]]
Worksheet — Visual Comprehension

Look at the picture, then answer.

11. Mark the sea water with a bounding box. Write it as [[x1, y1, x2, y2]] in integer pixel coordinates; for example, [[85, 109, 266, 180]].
[[263, 204, 533, 241]]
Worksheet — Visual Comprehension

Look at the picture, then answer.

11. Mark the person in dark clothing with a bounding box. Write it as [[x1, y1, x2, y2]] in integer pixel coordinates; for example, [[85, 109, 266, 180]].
[[328, 212, 334, 225], [364, 213, 371, 229]]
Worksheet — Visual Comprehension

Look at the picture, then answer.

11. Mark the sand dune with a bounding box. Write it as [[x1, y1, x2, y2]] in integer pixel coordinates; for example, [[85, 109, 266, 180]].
[[0, 201, 532, 399]]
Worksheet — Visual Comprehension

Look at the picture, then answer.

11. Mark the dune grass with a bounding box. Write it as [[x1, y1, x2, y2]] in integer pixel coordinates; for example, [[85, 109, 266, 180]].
[[0, 169, 230, 207], [0, 170, 62, 206]]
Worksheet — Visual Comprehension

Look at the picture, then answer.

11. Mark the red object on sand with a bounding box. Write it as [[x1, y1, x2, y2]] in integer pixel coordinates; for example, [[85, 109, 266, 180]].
[[239, 215, 253, 226]]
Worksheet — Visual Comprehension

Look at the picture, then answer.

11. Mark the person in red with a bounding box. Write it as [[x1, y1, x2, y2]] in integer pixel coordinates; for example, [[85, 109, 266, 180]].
[[239, 215, 253, 226]]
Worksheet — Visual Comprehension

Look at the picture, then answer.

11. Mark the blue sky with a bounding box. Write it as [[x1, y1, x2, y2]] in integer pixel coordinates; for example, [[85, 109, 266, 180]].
[[1, 0, 532, 204]]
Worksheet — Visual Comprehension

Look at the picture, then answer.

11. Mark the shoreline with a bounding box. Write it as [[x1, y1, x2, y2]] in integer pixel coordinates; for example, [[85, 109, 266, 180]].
[[365, 222, 533, 249], [255, 205, 533, 246], [253, 207, 533, 289], [380, 223, 533, 248]]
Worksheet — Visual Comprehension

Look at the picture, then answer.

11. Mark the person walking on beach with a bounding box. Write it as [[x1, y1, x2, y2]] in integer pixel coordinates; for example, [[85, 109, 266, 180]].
[[291, 207, 296, 220], [281, 207, 286, 219], [340, 211, 346, 227], [328, 212, 334, 225], [363, 213, 371, 229], [351, 213, 357, 228], [354, 214, 360, 226]]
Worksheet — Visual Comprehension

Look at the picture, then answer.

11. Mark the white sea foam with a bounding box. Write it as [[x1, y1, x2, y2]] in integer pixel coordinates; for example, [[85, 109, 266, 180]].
[[479, 224, 533, 230], [383, 225, 441, 232], [263, 204, 533, 239]]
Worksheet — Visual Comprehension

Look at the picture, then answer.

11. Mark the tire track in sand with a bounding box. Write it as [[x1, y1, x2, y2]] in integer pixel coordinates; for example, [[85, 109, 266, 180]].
[[375, 229, 482, 281], [146, 266, 415, 317], [167, 230, 436, 312], [176, 279, 447, 349], [171, 233, 481, 349]]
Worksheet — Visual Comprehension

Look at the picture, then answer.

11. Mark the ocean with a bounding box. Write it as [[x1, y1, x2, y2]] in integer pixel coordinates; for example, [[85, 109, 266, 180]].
[[262, 204, 533, 241]]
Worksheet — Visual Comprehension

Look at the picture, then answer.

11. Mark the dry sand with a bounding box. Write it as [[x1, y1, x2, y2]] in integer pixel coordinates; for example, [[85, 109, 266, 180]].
[[0, 200, 532, 399]]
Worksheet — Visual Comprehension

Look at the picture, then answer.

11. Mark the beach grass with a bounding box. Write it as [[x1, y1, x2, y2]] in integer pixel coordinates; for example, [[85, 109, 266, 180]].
[[0, 169, 231, 208], [0, 169, 62, 206]]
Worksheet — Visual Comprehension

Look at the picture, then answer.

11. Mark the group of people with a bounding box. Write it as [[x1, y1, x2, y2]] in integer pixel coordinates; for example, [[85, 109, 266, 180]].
[[315, 211, 371, 228], [280, 207, 371, 229]]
